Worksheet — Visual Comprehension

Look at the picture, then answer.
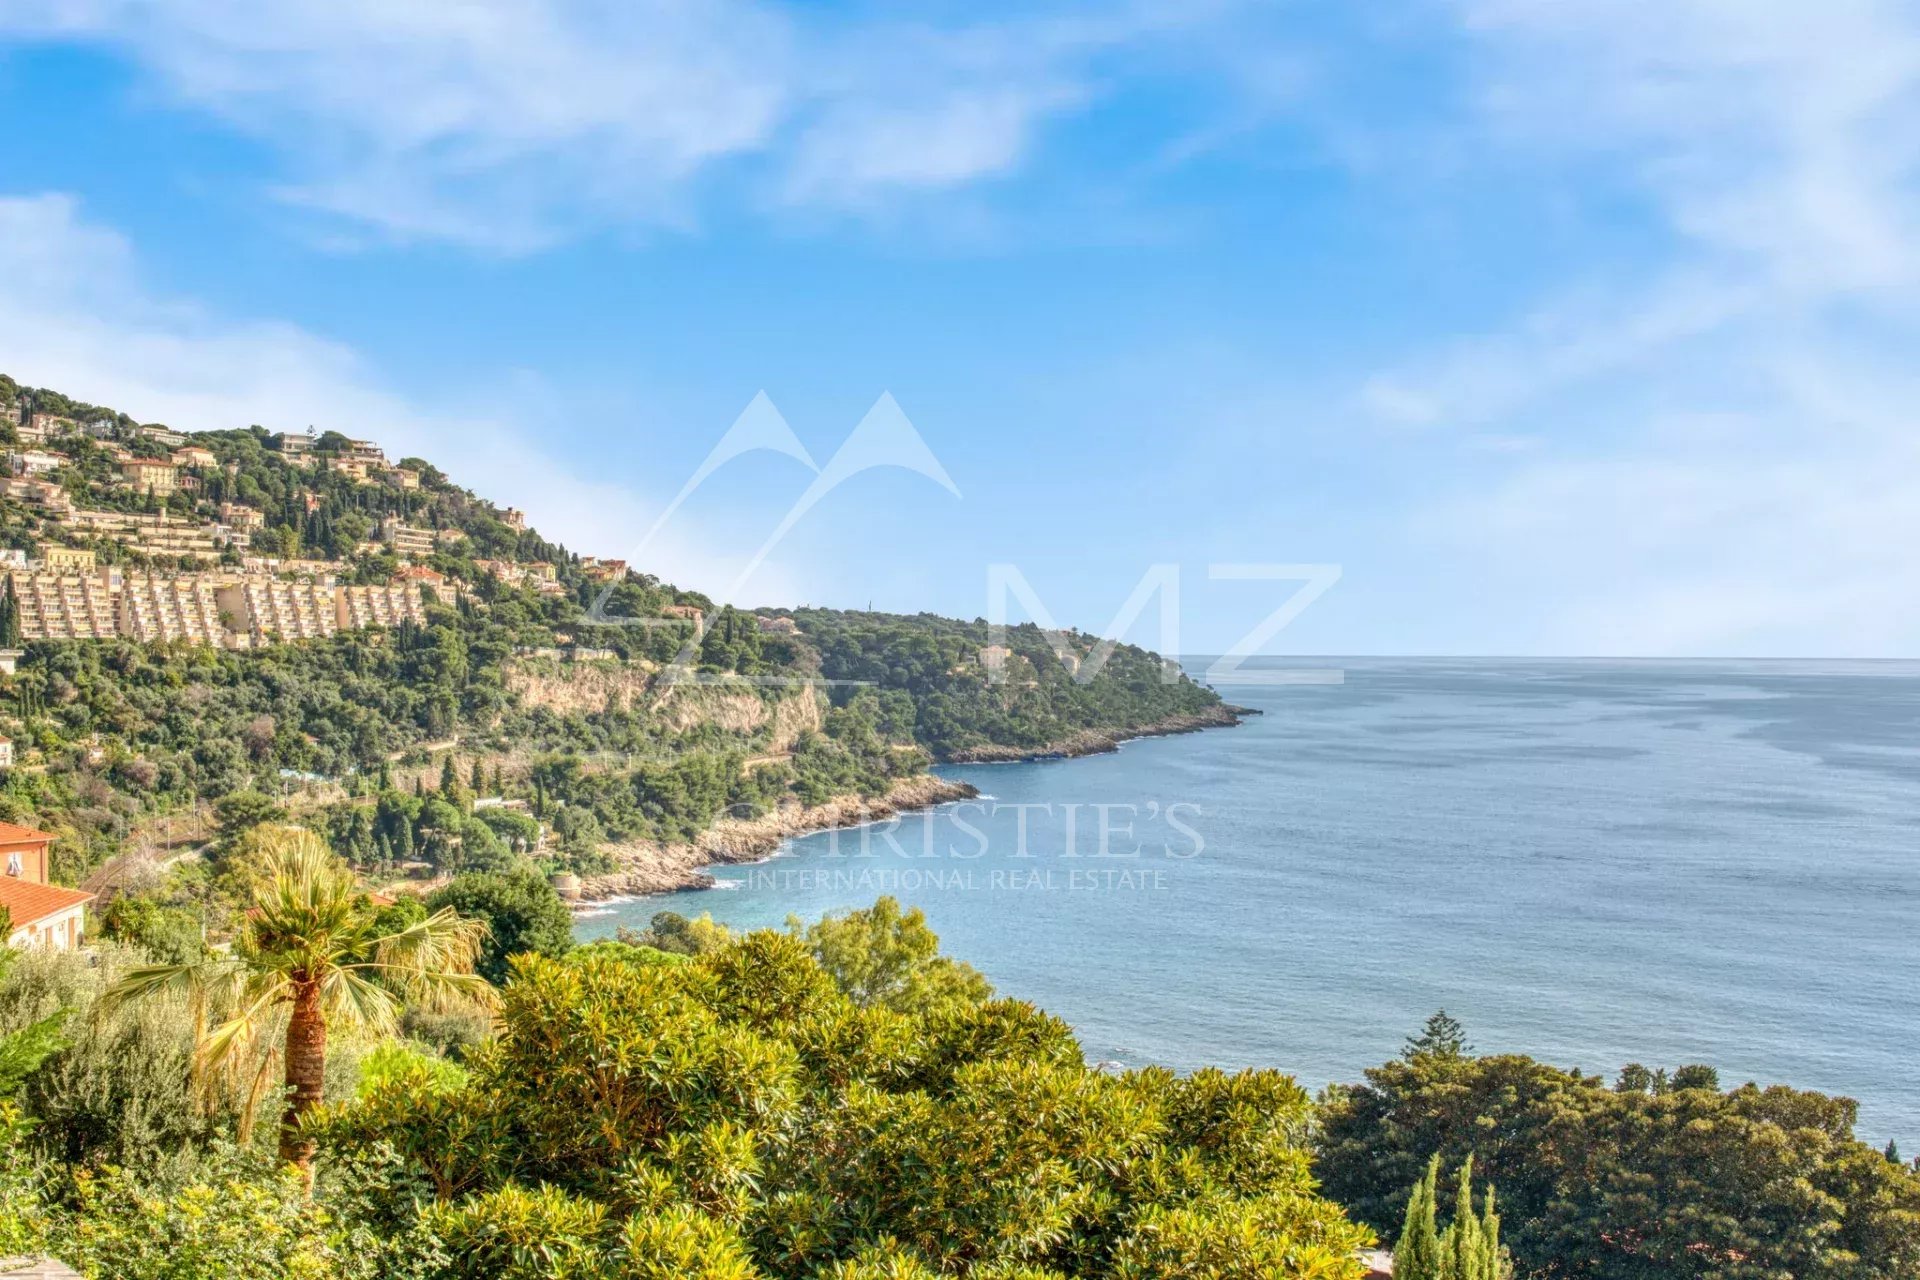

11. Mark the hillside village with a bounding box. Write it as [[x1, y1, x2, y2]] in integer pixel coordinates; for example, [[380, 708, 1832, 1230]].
[[0, 377, 800, 667], [1, 385, 564, 649]]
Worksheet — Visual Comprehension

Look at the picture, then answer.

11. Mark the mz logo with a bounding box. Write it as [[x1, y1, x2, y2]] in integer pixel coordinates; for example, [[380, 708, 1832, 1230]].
[[985, 563, 1343, 687], [583, 392, 958, 683]]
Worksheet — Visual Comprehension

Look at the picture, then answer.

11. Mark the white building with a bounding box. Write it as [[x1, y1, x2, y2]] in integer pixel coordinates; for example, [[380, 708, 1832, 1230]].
[[9, 451, 63, 477]]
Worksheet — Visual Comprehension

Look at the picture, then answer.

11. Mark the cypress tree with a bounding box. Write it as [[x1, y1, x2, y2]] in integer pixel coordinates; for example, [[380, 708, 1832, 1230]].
[[439, 754, 458, 793], [471, 760, 485, 793], [1449, 1156, 1483, 1280], [1478, 1184, 1506, 1280], [1395, 1155, 1510, 1280], [1397, 1156, 1442, 1279]]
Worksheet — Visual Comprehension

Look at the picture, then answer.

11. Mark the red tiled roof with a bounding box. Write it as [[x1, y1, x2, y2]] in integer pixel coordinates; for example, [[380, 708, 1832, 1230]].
[[0, 822, 55, 844], [0, 878, 93, 928]]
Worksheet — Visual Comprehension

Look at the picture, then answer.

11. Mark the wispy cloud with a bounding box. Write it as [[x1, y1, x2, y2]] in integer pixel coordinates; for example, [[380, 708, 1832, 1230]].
[[0, 0, 1257, 249], [1360, 0, 1920, 655]]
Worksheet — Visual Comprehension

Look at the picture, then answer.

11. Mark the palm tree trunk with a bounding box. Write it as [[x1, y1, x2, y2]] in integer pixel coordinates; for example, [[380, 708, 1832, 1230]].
[[278, 975, 327, 1169]]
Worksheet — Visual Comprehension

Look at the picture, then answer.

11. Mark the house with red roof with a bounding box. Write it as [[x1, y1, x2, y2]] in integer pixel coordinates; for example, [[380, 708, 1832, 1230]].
[[0, 821, 92, 951]]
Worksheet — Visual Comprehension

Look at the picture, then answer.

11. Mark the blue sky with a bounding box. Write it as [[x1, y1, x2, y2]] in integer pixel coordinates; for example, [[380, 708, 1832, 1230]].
[[1, 1, 1917, 656]]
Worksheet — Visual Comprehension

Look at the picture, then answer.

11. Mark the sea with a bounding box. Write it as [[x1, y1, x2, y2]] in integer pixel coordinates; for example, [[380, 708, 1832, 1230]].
[[577, 658, 1920, 1145]]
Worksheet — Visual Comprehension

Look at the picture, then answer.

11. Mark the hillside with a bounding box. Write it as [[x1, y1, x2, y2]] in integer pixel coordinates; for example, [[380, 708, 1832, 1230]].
[[0, 373, 1232, 890]]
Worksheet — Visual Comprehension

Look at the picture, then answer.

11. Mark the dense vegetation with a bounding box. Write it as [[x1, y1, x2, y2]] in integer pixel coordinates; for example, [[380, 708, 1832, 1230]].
[[8, 859, 1920, 1279], [2, 884, 1376, 1279], [796, 610, 1223, 758], [1314, 1015, 1920, 1279]]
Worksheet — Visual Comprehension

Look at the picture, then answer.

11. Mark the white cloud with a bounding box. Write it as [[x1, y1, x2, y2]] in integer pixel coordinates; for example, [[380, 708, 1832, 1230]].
[[1361, 0, 1920, 655], [0, 191, 807, 601], [0, 0, 1240, 248], [1461, 0, 1920, 292]]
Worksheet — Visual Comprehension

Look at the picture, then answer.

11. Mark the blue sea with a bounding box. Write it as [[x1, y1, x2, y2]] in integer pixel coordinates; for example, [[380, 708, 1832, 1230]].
[[579, 658, 1920, 1145]]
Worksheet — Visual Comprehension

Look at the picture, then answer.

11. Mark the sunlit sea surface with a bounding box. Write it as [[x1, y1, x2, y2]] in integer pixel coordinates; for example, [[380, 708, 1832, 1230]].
[[579, 658, 1920, 1144]]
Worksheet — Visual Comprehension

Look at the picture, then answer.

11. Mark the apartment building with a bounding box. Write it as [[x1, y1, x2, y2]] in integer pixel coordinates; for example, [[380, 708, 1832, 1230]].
[[43, 547, 96, 572], [7, 568, 119, 640], [174, 445, 218, 468], [215, 578, 339, 644], [57, 508, 243, 562], [338, 583, 426, 630], [136, 425, 187, 448], [117, 575, 228, 645], [6, 564, 419, 648], [379, 517, 437, 558], [119, 458, 178, 495]]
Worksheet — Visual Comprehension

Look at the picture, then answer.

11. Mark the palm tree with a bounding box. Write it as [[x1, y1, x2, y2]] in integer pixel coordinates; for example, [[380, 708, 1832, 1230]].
[[102, 827, 491, 1169]]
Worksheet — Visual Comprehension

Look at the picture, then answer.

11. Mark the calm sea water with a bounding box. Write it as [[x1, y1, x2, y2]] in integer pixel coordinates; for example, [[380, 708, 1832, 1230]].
[[579, 658, 1920, 1145]]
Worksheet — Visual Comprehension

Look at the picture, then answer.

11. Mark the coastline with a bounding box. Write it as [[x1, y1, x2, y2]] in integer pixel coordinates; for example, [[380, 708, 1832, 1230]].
[[571, 704, 1252, 904], [940, 703, 1254, 765], [572, 774, 981, 902]]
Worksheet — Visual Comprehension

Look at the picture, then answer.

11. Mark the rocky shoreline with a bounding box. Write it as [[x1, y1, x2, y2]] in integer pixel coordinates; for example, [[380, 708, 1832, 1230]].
[[573, 774, 981, 902], [572, 705, 1251, 904], [940, 703, 1254, 764]]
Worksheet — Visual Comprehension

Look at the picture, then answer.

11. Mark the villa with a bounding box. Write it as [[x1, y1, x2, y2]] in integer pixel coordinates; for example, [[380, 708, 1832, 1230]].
[[0, 821, 91, 951]]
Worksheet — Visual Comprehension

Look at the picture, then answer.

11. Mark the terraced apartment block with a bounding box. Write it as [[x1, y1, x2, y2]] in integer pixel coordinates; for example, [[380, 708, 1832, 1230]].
[[6, 567, 422, 649]]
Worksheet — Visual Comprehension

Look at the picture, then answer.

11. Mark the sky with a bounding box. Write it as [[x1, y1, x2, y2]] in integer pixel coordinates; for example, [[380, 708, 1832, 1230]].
[[1, 0, 1917, 657]]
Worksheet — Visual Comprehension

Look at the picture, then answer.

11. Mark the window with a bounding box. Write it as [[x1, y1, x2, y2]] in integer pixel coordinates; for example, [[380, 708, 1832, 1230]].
[[4, 852, 20, 877]]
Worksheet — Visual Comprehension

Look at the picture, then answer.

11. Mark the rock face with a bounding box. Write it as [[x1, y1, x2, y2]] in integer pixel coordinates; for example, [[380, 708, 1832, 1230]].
[[942, 704, 1251, 764], [505, 657, 658, 715], [506, 659, 822, 745], [574, 774, 980, 901]]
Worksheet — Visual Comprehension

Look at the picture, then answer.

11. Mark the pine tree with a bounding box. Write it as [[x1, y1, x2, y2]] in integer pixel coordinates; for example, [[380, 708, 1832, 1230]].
[[1405, 1010, 1472, 1060]]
